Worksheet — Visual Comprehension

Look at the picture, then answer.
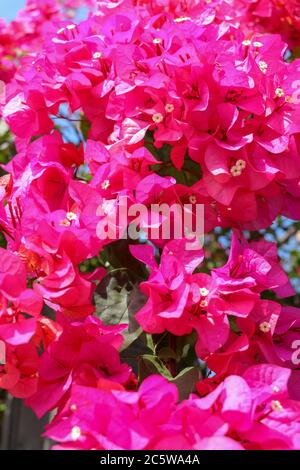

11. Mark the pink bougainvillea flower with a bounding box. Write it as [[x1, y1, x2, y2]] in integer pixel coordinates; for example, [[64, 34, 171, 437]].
[[0, 0, 300, 453], [0, 248, 27, 300], [45, 375, 179, 450], [189, 364, 300, 449], [216, 231, 294, 297]]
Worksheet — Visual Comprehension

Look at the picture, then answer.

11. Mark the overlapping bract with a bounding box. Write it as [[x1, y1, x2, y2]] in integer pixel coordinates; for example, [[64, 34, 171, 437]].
[[45, 366, 300, 450]]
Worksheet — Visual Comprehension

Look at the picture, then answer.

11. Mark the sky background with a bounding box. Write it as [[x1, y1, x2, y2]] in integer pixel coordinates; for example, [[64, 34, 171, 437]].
[[1, 1, 88, 22], [1, 0, 25, 21]]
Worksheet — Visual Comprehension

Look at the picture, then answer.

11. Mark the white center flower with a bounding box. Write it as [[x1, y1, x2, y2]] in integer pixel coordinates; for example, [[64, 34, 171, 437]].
[[66, 212, 77, 222], [259, 321, 271, 333], [236, 159, 246, 170], [258, 60, 268, 73], [174, 17, 191, 23], [165, 103, 174, 113], [101, 179, 110, 190], [199, 287, 209, 297], [271, 400, 283, 412], [230, 165, 242, 177], [275, 87, 284, 98]]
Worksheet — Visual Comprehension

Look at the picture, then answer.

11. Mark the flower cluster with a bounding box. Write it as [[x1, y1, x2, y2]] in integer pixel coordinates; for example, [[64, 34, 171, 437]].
[[3, 1, 300, 230], [0, 0, 97, 83], [45, 365, 300, 450], [0, 0, 300, 451]]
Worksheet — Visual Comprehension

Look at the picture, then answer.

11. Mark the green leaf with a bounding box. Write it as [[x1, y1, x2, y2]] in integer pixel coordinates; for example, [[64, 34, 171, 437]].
[[138, 356, 200, 401], [103, 239, 148, 282], [175, 331, 197, 361], [157, 347, 177, 361], [95, 277, 130, 325], [228, 315, 242, 335], [0, 232, 7, 249], [138, 354, 172, 383], [120, 285, 147, 352], [94, 277, 146, 352], [146, 333, 155, 353], [80, 118, 91, 141]]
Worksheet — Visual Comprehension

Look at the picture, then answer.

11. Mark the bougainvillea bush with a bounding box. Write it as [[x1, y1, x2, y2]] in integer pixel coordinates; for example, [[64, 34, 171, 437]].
[[1, 0, 300, 450]]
